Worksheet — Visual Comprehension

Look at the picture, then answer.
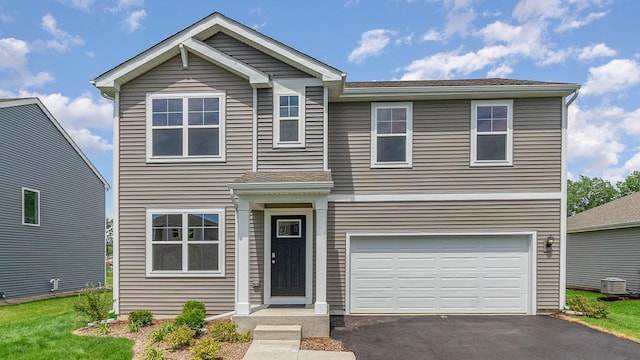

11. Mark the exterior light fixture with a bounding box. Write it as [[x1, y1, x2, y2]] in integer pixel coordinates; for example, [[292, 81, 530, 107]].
[[545, 235, 555, 251]]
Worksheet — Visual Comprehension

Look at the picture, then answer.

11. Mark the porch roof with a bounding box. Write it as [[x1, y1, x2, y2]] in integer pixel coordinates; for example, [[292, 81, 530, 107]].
[[228, 171, 333, 196]]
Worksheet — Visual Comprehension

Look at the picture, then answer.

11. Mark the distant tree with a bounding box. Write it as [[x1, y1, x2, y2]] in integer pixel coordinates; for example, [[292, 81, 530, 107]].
[[105, 218, 113, 256], [617, 171, 640, 197], [567, 175, 618, 216]]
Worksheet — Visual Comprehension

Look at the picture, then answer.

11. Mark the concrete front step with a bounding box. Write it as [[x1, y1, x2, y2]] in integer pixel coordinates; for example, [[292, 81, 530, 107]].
[[254, 324, 302, 341], [233, 308, 330, 338]]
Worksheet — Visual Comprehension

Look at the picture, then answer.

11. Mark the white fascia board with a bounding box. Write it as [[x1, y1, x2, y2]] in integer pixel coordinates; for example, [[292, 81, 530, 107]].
[[337, 84, 581, 101], [1, 98, 110, 190], [181, 38, 270, 88], [567, 221, 640, 234], [329, 192, 561, 202]]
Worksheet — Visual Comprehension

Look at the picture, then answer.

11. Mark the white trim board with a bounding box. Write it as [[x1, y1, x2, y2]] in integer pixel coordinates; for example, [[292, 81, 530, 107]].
[[328, 192, 562, 202], [345, 231, 537, 315], [263, 208, 314, 305]]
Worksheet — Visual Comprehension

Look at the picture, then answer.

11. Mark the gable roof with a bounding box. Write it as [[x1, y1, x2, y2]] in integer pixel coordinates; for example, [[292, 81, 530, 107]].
[[568, 192, 640, 233], [0, 98, 110, 190], [92, 12, 345, 98]]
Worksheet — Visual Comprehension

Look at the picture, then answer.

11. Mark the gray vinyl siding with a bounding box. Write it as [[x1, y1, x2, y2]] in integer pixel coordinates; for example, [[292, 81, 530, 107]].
[[256, 86, 324, 171], [327, 199, 562, 312], [0, 104, 105, 300], [567, 227, 640, 292], [118, 54, 253, 314], [329, 98, 562, 194], [205, 32, 312, 78]]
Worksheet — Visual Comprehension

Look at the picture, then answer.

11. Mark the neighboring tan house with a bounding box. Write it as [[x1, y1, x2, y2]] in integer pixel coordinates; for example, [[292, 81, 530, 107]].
[[0, 98, 109, 304], [92, 12, 579, 335], [567, 192, 640, 293]]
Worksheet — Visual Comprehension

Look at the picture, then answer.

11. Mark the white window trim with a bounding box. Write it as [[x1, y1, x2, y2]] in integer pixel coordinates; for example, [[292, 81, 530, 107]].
[[370, 102, 413, 168], [145, 208, 225, 278], [146, 92, 226, 163], [273, 81, 306, 148], [470, 99, 513, 167], [21, 187, 40, 226]]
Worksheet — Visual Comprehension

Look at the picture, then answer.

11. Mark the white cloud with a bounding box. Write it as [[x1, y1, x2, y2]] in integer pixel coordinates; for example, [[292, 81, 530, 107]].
[[513, 0, 565, 21], [66, 128, 113, 155], [122, 9, 146, 33], [445, 10, 476, 37], [443, 0, 475, 11], [85, 51, 95, 58], [487, 64, 513, 78], [110, 0, 144, 12], [56, 0, 95, 11], [344, 0, 360, 7], [41, 13, 85, 52], [582, 59, 640, 95], [578, 43, 617, 60], [0, 38, 29, 69], [0, 38, 54, 88], [421, 29, 444, 42], [395, 34, 414, 45], [557, 11, 608, 32], [348, 29, 397, 64]]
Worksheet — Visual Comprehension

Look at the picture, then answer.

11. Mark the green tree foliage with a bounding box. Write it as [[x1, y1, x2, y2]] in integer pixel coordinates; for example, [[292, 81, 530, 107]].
[[568, 172, 640, 216]]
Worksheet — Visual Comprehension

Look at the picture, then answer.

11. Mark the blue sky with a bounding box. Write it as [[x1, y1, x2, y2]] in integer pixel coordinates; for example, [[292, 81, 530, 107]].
[[1, 0, 639, 217]]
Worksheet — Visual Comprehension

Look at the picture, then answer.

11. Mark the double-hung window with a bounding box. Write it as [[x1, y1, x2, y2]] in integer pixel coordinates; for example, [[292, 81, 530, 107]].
[[471, 100, 513, 166], [273, 82, 305, 147], [147, 93, 225, 162], [147, 209, 224, 277], [22, 187, 40, 226], [371, 102, 413, 168]]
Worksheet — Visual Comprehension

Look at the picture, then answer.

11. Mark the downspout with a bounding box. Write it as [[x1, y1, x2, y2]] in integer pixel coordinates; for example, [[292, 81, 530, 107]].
[[560, 89, 579, 310]]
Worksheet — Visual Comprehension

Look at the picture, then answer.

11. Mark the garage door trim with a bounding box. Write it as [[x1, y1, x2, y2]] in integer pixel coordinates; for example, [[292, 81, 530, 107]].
[[345, 231, 537, 315]]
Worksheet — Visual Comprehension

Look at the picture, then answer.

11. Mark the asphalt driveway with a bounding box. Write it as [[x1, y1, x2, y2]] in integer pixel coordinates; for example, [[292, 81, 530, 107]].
[[330, 315, 640, 360]]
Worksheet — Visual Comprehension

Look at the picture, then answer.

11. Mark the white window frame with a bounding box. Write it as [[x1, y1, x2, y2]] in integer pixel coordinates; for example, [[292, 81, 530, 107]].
[[145, 208, 225, 277], [21, 187, 40, 226], [146, 92, 226, 163], [370, 102, 413, 168], [273, 81, 306, 148], [470, 100, 513, 167]]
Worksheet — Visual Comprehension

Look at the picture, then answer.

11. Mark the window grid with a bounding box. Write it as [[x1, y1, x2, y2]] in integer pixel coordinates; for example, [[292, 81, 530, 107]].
[[471, 100, 513, 166], [371, 103, 412, 168]]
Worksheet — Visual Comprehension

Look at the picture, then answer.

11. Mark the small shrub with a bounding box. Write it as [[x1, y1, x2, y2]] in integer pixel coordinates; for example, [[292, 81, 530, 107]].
[[567, 295, 609, 319], [142, 345, 165, 360], [164, 324, 195, 350], [128, 310, 153, 331], [98, 322, 110, 335], [183, 300, 206, 314], [174, 309, 206, 332], [191, 338, 222, 360], [149, 322, 176, 343], [209, 320, 251, 343], [73, 282, 112, 323]]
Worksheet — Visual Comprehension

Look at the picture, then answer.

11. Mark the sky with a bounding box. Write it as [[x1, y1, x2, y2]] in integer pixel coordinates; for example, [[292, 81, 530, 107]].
[[1, 0, 639, 217]]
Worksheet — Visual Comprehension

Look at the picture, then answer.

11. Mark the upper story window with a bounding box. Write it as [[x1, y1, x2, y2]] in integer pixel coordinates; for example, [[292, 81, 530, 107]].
[[371, 102, 413, 168], [22, 187, 40, 226], [273, 82, 305, 148], [146, 209, 225, 277], [146, 93, 225, 162], [470, 100, 513, 166]]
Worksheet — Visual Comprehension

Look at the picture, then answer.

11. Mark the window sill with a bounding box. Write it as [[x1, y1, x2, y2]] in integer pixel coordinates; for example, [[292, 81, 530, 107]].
[[22, 222, 40, 227], [146, 271, 225, 278], [470, 160, 513, 167], [273, 142, 306, 149], [371, 162, 413, 169], [146, 156, 226, 164]]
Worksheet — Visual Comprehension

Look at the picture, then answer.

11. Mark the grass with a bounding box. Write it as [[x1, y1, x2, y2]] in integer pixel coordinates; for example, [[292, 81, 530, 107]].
[[566, 289, 640, 341], [0, 295, 133, 360], [106, 263, 113, 289]]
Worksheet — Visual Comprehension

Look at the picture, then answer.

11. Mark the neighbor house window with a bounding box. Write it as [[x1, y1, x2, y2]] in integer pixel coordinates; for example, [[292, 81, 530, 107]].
[[371, 102, 413, 168], [471, 100, 513, 166], [22, 187, 40, 226], [146, 209, 225, 277], [147, 93, 225, 162]]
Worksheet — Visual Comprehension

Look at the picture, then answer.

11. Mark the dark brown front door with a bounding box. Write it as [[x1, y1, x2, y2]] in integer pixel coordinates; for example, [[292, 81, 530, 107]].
[[271, 215, 305, 297]]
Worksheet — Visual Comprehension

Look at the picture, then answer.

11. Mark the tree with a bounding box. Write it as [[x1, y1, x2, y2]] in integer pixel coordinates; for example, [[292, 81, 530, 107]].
[[105, 218, 113, 256], [617, 171, 640, 197], [567, 175, 618, 216]]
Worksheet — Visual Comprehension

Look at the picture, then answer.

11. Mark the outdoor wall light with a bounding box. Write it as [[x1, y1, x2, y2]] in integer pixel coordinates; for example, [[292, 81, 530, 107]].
[[545, 235, 555, 251]]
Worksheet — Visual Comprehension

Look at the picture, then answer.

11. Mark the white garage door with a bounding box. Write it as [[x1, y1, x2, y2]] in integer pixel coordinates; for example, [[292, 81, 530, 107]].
[[349, 234, 532, 314]]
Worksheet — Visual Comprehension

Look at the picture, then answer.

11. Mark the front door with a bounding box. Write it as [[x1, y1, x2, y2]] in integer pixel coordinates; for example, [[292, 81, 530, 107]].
[[271, 215, 306, 297]]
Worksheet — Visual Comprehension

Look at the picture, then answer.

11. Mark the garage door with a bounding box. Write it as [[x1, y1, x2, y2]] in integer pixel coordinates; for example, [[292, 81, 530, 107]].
[[349, 234, 531, 314]]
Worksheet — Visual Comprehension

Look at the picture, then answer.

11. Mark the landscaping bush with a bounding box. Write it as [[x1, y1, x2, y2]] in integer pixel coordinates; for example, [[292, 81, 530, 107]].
[[209, 320, 251, 343], [191, 338, 222, 360], [73, 282, 112, 323], [164, 324, 195, 350], [149, 322, 176, 343], [567, 295, 609, 319], [142, 345, 165, 360], [182, 300, 206, 314], [174, 301, 206, 331], [128, 310, 153, 332]]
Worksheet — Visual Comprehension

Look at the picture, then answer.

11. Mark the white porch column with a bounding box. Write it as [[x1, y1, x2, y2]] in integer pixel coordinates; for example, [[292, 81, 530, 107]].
[[236, 198, 251, 315], [314, 198, 329, 315]]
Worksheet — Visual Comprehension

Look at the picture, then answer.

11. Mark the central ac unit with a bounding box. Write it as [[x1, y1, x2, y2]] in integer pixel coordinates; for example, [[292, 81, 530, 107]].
[[601, 277, 626, 295]]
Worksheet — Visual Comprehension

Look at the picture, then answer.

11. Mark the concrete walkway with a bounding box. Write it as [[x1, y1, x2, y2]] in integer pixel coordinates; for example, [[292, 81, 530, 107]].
[[242, 339, 356, 360]]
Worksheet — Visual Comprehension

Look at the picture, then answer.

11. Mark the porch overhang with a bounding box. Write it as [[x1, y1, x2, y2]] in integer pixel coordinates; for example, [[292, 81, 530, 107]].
[[227, 171, 334, 197]]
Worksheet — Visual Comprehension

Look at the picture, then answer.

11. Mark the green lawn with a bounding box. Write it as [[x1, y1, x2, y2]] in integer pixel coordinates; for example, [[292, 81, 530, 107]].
[[106, 263, 113, 289], [567, 289, 640, 341], [0, 295, 133, 360]]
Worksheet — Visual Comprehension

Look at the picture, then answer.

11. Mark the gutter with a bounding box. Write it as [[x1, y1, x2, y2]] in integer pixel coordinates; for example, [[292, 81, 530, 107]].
[[568, 221, 640, 234]]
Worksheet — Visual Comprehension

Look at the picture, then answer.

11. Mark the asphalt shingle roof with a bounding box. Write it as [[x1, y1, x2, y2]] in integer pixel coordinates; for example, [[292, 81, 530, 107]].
[[567, 192, 640, 232]]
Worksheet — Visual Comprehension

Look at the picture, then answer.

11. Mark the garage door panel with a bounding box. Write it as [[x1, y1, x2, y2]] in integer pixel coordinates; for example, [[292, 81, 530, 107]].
[[350, 235, 531, 314]]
